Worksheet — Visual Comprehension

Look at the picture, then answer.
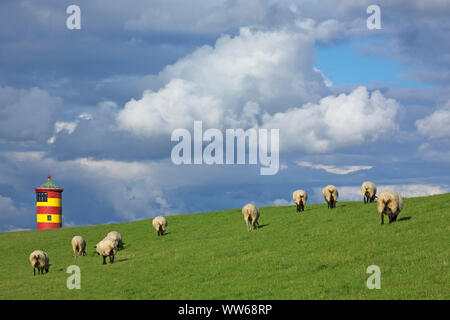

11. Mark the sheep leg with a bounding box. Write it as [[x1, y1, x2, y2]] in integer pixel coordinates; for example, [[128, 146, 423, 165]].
[[300, 202, 304, 212], [109, 255, 114, 264], [381, 213, 384, 225], [392, 215, 398, 222], [33, 267, 36, 276], [102, 256, 107, 265]]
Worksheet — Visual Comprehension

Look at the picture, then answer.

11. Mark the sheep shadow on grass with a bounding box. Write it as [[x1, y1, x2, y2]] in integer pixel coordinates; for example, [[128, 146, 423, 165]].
[[397, 216, 411, 222], [256, 223, 269, 229]]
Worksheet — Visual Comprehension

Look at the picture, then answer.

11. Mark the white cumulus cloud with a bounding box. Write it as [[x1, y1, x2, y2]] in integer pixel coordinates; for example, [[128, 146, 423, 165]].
[[415, 100, 450, 139], [262, 86, 401, 153], [117, 27, 328, 137]]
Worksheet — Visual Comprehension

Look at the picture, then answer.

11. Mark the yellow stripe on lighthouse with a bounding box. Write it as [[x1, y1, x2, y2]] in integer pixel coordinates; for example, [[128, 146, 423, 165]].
[[37, 214, 62, 223], [36, 198, 61, 207]]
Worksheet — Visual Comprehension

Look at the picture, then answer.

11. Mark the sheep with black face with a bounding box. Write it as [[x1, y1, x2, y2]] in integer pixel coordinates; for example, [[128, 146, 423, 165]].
[[29, 250, 49, 275]]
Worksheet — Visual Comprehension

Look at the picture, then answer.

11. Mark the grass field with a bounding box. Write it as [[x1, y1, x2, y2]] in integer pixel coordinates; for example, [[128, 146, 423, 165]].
[[0, 193, 449, 300]]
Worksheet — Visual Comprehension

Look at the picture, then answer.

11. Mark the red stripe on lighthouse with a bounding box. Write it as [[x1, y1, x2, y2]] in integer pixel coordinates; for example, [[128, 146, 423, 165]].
[[37, 222, 62, 230], [37, 206, 62, 214]]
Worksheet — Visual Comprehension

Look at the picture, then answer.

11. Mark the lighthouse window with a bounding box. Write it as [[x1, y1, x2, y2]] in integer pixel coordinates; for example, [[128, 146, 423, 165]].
[[47, 215, 52, 221], [36, 192, 47, 202]]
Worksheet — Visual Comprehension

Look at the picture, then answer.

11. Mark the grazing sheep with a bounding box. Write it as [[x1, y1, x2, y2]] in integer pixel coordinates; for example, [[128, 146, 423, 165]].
[[292, 190, 308, 212], [377, 190, 404, 224], [71, 236, 86, 257], [106, 231, 123, 249], [322, 185, 339, 209], [95, 238, 117, 264], [152, 216, 168, 236], [29, 250, 49, 276], [242, 203, 260, 231], [361, 181, 377, 204]]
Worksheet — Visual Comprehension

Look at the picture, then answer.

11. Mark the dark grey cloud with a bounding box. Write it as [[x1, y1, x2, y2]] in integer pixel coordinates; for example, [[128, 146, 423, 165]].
[[0, 86, 63, 144]]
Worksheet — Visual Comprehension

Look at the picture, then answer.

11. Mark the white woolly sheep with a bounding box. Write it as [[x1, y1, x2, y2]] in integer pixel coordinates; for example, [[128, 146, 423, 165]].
[[95, 238, 117, 264], [71, 235, 86, 257], [242, 203, 260, 231], [152, 216, 168, 236], [106, 231, 123, 249], [322, 185, 339, 209], [29, 250, 49, 276], [361, 181, 377, 204], [292, 190, 308, 212], [377, 190, 404, 224]]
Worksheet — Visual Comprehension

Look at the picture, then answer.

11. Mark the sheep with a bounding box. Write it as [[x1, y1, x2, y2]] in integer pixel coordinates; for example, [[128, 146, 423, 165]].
[[106, 231, 123, 249], [71, 235, 86, 257], [292, 190, 308, 212], [361, 181, 377, 204], [242, 203, 260, 231], [322, 185, 339, 209], [377, 190, 404, 225], [95, 238, 117, 264], [29, 250, 49, 276], [152, 216, 168, 236]]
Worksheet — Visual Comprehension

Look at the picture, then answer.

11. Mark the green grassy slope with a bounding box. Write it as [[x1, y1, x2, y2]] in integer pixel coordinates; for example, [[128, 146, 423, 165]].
[[0, 194, 449, 300]]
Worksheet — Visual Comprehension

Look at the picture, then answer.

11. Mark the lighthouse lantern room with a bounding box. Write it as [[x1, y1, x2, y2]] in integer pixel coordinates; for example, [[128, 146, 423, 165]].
[[34, 175, 64, 230]]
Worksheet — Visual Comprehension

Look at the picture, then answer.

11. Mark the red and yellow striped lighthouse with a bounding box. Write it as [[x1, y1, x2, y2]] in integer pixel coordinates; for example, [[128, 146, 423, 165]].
[[34, 175, 64, 230]]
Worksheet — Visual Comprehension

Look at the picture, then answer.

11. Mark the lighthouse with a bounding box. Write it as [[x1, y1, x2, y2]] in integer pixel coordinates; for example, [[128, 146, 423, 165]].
[[35, 175, 64, 230]]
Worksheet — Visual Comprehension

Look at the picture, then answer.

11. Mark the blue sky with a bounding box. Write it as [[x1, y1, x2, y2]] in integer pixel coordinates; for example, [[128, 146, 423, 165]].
[[316, 37, 435, 88], [0, 0, 449, 231]]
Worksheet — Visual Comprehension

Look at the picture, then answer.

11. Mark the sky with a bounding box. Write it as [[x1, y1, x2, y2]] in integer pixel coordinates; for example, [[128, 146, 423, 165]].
[[0, 0, 449, 231]]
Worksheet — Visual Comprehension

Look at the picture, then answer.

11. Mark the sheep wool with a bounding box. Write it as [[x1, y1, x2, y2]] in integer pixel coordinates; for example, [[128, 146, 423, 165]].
[[71, 235, 86, 257], [95, 238, 117, 264], [152, 216, 168, 236], [292, 190, 308, 212], [242, 203, 260, 231], [322, 185, 339, 209], [29, 250, 49, 276], [106, 231, 123, 249], [377, 190, 404, 224], [361, 181, 377, 203]]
